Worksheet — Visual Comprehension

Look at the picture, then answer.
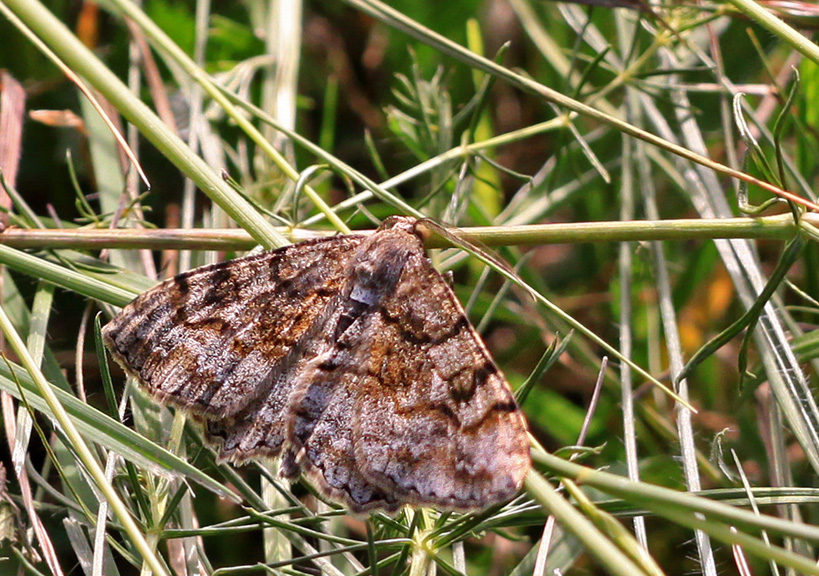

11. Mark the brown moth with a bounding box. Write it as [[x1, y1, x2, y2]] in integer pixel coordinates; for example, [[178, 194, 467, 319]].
[[103, 216, 530, 513]]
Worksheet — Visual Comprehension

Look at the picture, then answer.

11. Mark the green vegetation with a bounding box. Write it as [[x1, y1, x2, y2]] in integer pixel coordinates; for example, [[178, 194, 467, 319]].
[[1, 0, 819, 574]]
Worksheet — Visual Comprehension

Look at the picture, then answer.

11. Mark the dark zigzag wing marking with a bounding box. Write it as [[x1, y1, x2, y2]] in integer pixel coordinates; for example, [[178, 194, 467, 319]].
[[102, 234, 364, 420]]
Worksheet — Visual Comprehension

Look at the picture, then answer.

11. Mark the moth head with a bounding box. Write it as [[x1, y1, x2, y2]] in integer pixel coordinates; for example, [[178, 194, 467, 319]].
[[379, 214, 435, 240], [378, 215, 419, 235]]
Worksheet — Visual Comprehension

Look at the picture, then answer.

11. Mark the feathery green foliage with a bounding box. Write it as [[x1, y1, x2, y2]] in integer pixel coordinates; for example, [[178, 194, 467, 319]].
[[2, 0, 819, 574]]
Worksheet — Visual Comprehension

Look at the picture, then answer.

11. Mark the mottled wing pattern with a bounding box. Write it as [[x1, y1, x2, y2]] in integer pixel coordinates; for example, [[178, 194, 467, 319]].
[[105, 217, 530, 513], [103, 235, 363, 459], [353, 247, 530, 510], [282, 358, 402, 512], [287, 219, 530, 512]]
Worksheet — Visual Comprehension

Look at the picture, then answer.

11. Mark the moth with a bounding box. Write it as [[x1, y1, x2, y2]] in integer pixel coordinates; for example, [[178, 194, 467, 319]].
[[103, 216, 530, 513]]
